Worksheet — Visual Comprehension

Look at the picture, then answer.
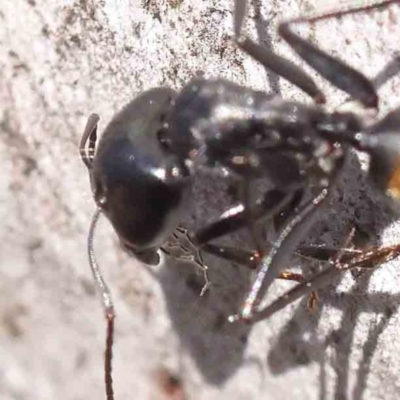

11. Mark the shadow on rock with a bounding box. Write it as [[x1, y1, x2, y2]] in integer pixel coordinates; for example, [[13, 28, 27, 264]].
[[157, 255, 253, 385], [266, 153, 400, 400]]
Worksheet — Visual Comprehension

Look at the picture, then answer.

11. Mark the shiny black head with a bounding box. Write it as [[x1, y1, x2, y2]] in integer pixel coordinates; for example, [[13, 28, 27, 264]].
[[82, 88, 193, 265]]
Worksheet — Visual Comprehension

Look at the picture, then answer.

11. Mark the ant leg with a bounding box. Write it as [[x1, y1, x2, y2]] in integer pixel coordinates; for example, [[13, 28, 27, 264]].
[[250, 261, 342, 323], [240, 180, 267, 258], [338, 242, 400, 272], [250, 239, 400, 323], [273, 189, 304, 231], [233, 0, 247, 38], [297, 245, 362, 262], [242, 227, 358, 323], [202, 241, 346, 310], [200, 243, 260, 269], [161, 227, 212, 296], [161, 231, 339, 297], [201, 241, 362, 270], [161, 190, 293, 294], [233, 0, 326, 103], [372, 55, 400, 90], [80, 113, 100, 169], [196, 241, 320, 307], [232, 182, 339, 322], [195, 225, 360, 311], [278, 271, 319, 310], [277, 2, 398, 108], [190, 189, 293, 247]]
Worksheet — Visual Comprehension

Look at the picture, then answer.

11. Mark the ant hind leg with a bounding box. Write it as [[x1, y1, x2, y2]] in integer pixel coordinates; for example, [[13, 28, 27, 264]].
[[232, 0, 326, 103], [278, 2, 399, 108]]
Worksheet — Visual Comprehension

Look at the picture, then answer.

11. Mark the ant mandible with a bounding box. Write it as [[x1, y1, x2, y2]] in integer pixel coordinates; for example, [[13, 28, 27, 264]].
[[79, 1, 400, 398]]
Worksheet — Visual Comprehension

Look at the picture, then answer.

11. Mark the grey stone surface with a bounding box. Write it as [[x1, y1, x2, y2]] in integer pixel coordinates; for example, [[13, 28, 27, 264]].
[[1, 1, 400, 399]]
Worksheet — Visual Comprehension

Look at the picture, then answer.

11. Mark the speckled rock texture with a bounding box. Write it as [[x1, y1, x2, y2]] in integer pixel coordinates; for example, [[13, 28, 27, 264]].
[[2, 1, 400, 399]]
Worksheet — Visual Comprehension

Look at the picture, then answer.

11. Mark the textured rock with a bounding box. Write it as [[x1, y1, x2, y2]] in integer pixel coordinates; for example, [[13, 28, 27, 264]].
[[1, 1, 400, 399]]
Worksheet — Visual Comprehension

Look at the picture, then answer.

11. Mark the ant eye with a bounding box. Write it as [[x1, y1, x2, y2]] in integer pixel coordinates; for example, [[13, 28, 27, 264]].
[[157, 127, 171, 150]]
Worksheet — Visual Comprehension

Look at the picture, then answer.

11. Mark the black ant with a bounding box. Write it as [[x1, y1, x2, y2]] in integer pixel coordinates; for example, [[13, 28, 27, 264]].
[[79, 1, 400, 398]]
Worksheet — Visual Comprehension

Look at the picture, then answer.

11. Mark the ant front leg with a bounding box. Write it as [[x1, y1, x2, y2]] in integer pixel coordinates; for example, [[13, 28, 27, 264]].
[[161, 227, 212, 296], [161, 190, 294, 295], [190, 189, 293, 254]]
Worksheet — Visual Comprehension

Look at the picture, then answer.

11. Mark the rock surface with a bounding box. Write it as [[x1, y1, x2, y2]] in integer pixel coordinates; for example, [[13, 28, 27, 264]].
[[2, 1, 400, 399]]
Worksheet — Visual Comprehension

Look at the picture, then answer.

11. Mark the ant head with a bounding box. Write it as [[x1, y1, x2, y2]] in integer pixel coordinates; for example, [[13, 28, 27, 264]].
[[359, 107, 400, 200], [82, 88, 192, 264]]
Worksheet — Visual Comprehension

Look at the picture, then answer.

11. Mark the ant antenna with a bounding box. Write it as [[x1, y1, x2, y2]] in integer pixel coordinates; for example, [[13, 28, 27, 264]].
[[80, 113, 99, 169], [88, 207, 115, 400]]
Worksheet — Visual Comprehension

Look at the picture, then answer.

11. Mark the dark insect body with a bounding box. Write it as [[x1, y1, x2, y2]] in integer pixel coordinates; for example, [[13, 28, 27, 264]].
[[79, 1, 400, 398]]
